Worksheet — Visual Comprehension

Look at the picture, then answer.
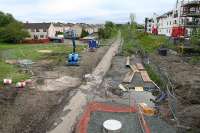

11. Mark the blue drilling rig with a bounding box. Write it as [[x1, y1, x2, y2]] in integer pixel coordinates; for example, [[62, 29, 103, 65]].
[[67, 30, 80, 66]]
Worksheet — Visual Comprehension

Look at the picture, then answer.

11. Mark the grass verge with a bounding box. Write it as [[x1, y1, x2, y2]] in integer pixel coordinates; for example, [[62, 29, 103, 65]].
[[0, 43, 85, 85], [121, 25, 170, 55]]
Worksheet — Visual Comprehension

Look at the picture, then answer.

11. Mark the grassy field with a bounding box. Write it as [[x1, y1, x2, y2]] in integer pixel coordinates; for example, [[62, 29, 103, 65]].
[[0, 43, 85, 85], [138, 34, 168, 53], [121, 25, 169, 55]]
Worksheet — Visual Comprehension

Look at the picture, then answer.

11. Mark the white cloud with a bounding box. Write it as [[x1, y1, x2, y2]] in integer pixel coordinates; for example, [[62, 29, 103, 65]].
[[0, 0, 176, 23]]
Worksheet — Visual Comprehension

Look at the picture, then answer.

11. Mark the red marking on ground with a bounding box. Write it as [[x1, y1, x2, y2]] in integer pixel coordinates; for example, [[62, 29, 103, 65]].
[[75, 102, 137, 133]]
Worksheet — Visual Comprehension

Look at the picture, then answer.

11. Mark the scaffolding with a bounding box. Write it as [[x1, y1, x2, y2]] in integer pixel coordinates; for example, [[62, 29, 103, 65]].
[[181, 0, 200, 35]]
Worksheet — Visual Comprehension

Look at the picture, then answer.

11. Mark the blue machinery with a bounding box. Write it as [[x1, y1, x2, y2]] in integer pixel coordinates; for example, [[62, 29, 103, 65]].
[[67, 31, 80, 66], [88, 39, 99, 52]]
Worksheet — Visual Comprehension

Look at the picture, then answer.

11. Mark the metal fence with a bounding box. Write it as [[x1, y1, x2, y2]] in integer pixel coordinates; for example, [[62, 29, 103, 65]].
[[166, 76, 178, 121], [144, 57, 178, 121]]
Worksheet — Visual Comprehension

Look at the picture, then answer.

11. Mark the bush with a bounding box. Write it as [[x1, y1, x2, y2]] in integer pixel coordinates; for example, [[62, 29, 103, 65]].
[[98, 21, 117, 39], [81, 29, 89, 38], [189, 56, 200, 64], [191, 28, 200, 52]]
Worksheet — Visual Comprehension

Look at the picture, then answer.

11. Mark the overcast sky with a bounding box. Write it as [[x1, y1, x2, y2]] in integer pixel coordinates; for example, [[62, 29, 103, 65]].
[[0, 0, 177, 24]]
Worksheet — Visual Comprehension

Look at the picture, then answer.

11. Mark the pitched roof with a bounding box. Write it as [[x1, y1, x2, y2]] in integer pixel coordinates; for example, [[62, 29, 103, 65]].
[[53, 22, 64, 27], [24, 23, 51, 30]]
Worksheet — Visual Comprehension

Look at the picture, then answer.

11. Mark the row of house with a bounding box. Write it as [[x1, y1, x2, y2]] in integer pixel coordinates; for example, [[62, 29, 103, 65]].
[[24, 22, 101, 40], [145, 0, 200, 38]]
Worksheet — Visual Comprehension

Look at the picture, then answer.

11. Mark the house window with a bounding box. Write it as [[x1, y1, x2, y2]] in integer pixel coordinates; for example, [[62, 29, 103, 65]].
[[40, 35, 44, 38], [36, 29, 39, 32], [174, 20, 177, 24], [34, 35, 38, 39], [43, 29, 47, 32]]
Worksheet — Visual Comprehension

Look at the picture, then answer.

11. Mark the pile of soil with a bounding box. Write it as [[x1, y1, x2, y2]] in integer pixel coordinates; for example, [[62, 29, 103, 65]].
[[150, 53, 200, 132]]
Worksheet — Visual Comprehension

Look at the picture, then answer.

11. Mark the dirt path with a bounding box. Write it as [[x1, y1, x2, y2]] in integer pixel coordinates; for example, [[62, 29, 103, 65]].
[[49, 33, 122, 133], [0, 43, 110, 133]]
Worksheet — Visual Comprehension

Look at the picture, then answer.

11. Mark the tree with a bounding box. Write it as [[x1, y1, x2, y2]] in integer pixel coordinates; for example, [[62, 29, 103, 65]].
[[0, 11, 29, 43], [0, 11, 15, 27], [81, 29, 89, 38], [98, 21, 117, 39], [129, 13, 137, 32], [130, 13, 136, 25]]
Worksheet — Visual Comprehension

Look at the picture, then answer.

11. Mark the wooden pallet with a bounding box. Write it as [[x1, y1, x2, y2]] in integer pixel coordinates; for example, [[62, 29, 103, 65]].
[[140, 71, 152, 82], [136, 63, 145, 70]]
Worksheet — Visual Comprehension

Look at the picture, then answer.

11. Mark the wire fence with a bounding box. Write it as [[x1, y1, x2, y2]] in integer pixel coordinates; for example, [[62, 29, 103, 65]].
[[166, 76, 178, 121], [143, 55, 178, 121]]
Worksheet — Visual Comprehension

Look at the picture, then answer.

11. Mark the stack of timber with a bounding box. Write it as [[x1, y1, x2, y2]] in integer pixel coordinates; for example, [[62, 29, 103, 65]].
[[123, 65, 139, 83]]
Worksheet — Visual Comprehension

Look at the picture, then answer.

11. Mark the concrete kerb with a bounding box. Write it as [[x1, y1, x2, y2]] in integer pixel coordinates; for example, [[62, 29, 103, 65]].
[[49, 33, 122, 133]]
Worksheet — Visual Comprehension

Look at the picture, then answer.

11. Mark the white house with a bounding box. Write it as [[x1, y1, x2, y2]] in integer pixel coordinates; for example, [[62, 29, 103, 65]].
[[157, 11, 174, 36], [145, 0, 200, 37], [24, 23, 56, 39], [145, 13, 158, 33], [53, 23, 65, 33], [71, 24, 83, 38]]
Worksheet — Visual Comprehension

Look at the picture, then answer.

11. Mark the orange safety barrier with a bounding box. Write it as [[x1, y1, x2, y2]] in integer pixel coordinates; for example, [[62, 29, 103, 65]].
[[75, 102, 137, 133]]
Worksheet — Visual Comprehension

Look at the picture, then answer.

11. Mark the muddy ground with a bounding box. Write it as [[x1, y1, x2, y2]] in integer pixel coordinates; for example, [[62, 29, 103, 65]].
[[0, 44, 109, 133], [150, 53, 200, 132]]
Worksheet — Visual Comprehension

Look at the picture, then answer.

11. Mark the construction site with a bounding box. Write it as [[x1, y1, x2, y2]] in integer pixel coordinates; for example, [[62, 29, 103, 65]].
[[0, 0, 200, 133]]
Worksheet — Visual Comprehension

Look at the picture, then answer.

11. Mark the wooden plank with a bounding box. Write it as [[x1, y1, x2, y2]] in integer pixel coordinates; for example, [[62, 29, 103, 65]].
[[136, 63, 145, 70], [118, 84, 128, 92], [123, 71, 136, 83], [140, 71, 152, 82], [130, 65, 139, 72]]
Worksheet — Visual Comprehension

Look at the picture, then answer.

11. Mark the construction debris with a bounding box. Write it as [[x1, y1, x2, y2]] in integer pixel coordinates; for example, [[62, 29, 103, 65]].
[[5, 60, 17, 65], [16, 81, 26, 88], [135, 87, 144, 92], [139, 103, 156, 116], [3, 79, 12, 85], [37, 50, 52, 53], [126, 56, 130, 67], [118, 84, 128, 92]]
